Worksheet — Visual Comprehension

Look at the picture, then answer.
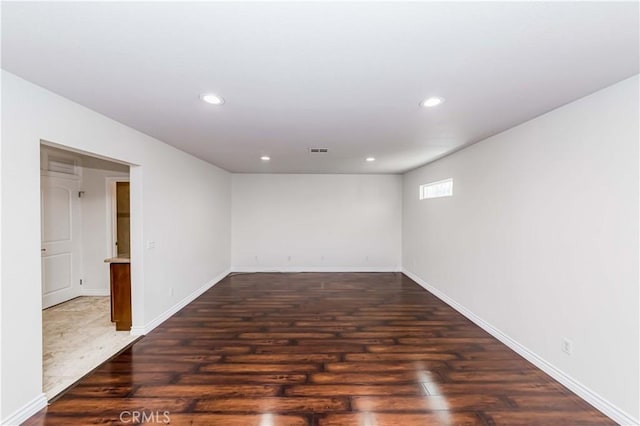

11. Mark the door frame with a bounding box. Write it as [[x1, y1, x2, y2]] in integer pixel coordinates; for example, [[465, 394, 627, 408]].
[[106, 177, 130, 258], [39, 141, 142, 337]]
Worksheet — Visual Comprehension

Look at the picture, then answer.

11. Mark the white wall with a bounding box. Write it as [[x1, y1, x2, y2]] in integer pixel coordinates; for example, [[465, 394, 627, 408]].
[[403, 75, 639, 422], [80, 160, 129, 295], [232, 174, 402, 271], [0, 70, 231, 423]]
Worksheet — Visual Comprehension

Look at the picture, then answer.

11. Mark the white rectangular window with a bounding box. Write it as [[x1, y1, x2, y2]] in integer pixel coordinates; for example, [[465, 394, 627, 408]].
[[419, 178, 453, 200]]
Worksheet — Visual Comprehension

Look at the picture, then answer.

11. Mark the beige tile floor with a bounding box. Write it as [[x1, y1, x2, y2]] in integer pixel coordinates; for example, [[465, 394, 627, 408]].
[[43, 296, 137, 400]]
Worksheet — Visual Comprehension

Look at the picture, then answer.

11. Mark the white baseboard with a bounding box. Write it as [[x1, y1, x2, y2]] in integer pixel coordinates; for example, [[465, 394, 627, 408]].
[[231, 266, 401, 273], [130, 269, 230, 336], [80, 288, 110, 296], [130, 325, 146, 336], [402, 269, 638, 426], [1, 393, 47, 426]]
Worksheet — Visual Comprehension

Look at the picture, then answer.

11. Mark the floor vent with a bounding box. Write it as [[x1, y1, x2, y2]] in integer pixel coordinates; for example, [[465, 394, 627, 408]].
[[309, 148, 329, 153]]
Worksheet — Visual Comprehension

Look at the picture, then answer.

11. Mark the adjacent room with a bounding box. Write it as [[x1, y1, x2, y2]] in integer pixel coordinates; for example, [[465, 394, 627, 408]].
[[1, 2, 638, 425], [39, 145, 136, 399]]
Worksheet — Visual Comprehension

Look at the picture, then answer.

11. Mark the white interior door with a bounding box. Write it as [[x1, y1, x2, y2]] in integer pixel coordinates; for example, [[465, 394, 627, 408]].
[[41, 175, 81, 308]]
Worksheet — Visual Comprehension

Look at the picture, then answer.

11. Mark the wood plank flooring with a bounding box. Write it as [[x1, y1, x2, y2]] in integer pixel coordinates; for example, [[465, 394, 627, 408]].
[[25, 272, 613, 425]]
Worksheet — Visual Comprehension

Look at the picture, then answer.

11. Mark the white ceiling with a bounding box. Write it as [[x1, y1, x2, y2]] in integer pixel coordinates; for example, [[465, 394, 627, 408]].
[[2, 2, 638, 174]]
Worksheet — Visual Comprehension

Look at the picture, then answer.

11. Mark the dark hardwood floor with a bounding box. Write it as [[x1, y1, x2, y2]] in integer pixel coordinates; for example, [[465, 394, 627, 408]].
[[25, 272, 613, 425]]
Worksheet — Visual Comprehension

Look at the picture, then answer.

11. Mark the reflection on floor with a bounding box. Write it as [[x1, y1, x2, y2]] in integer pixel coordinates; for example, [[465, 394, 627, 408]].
[[28, 273, 613, 425], [43, 296, 137, 400]]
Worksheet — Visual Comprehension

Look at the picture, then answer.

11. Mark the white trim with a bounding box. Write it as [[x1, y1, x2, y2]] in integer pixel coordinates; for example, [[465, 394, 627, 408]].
[[231, 266, 402, 273], [1, 393, 47, 426], [129, 325, 147, 336], [80, 288, 110, 296], [402, 269, 639, 426], [130, 269, 230, 336]]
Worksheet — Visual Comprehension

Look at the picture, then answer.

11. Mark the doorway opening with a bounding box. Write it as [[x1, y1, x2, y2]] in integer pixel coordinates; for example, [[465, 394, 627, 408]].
[[40, 143, 137, 400], [106, 177, 132, 331], [112, 180, 131, 258]]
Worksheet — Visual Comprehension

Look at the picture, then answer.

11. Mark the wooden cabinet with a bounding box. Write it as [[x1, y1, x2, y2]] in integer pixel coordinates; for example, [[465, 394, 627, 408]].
[[106, 259, 132, 331]]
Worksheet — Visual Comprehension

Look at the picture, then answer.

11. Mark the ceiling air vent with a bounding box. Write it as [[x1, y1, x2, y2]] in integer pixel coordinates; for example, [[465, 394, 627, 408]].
[[309, 148, 329, 153], [48, 156, 79, 175]]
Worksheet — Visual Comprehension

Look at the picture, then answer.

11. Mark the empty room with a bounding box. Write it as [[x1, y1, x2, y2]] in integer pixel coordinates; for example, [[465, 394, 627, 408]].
[[1, 2, 638, 425]]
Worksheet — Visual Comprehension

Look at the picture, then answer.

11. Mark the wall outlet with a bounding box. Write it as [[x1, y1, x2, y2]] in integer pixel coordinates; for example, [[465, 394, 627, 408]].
[[146, 240, 156, 249], [561, 337, 573, 355], [169, 287, 174, 296], [287, 256, 292, 262]]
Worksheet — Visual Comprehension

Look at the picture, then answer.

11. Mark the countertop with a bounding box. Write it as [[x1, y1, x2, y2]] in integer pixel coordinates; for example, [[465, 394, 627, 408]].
[[104, 257, 130, 264]]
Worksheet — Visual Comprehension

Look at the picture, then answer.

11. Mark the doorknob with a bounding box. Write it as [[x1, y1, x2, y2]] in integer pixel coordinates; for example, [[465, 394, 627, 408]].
[[41, 248, 46, 252]]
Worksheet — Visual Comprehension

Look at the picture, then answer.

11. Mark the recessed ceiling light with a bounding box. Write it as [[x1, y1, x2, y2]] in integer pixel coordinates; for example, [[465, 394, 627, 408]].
[[366, 157, 376, 162], [420, 96, 444, 108], [200, 93, 224, 105], [260, 156, 270, 161]]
